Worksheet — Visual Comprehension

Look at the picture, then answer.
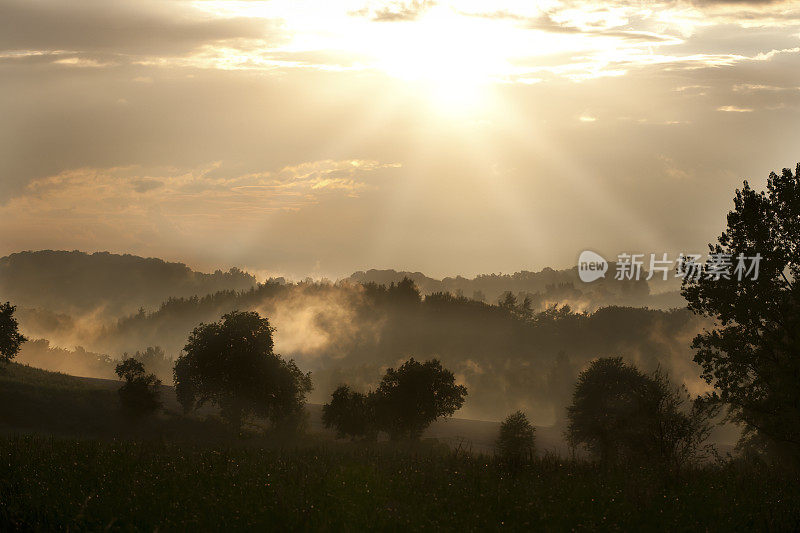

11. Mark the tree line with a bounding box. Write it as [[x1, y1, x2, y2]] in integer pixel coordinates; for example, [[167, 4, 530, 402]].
[[3, 162, 800, 466], [0, 301, 721, 468]]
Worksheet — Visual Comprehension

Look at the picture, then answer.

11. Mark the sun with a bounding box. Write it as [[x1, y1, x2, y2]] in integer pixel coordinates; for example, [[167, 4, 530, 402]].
[[357, 7, 517, 111], [195, 2, 524, 112]]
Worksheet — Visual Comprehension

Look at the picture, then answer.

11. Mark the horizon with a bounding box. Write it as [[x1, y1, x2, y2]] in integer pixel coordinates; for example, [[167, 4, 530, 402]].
[[1, 248, 685, 290]]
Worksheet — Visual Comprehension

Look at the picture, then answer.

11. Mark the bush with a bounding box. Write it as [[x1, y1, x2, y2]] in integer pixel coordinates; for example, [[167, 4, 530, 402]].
[[322, 385, 376, 440], [324, 357, 468, 441], [115, 358, 162, 419], [497, 411, 535, 463]]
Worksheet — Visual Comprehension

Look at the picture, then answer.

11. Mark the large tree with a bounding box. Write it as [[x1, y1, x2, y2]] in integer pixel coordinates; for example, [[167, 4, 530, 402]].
[[566, 357, 651, 464], [174, 311, 312, 429], [683, 163, 800, 456], [373, 358, 467, 440], [0, 302, 27, 364], [567, 357, 715, 467]]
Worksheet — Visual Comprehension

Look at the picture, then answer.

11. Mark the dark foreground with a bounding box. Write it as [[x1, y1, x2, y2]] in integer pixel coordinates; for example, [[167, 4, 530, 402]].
[[1, 435, 798, 531]]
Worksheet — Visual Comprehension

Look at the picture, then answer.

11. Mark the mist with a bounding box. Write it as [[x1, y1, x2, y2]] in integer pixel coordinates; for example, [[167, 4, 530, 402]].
[[8, 251, 711, 426]]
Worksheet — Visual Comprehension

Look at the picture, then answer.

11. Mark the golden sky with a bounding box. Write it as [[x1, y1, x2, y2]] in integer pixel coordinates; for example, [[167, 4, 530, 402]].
[[2, 0, 800, 278]]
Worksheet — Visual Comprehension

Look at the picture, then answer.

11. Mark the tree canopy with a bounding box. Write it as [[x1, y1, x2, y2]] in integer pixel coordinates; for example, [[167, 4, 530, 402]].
[[682, 163, 800, 458], [566, 357, 715, 467], [115, 357, 162, 419], [373, 358, 467, 440], [322, 385, 376, 440], [0, 302, 27, 364], [174, 310, 312, 429]]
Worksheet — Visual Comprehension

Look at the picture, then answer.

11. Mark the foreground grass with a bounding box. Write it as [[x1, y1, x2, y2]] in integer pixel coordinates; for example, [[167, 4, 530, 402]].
[[1, 435, 799, 531]]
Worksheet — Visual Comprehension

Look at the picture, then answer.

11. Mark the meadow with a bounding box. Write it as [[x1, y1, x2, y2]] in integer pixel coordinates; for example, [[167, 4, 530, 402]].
[[2, 363, 799, 531], [2, 434, 799, 531]]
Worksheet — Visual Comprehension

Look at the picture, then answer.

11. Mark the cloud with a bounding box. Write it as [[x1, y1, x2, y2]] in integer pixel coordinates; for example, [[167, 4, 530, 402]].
[[130, 178, 164, 193], [675, 84, 711, 92], [691, 0, 793, 5], [658, 155, 692, 180], [232, 160, 402, 196], [0, 160, 402, 265], [3, 160, 401, 220], [2, 0, 798, 85], [733, 82, 798, 91], [52, 56, 113, 68], [514, 12, 684, 44], [352, 1, 438, 22], [717, 105, 755, 111], [0, 0, 285, 57]]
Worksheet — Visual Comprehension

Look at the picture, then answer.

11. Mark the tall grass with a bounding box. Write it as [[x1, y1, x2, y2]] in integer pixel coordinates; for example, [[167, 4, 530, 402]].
[[1, 435, 798, 531]]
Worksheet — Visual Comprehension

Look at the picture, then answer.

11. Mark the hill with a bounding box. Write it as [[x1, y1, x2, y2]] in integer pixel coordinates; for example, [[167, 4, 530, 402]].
[[0, 250, 257, 317], [0, 363, 121, 436], [0, 362, 515, 449], [0, 251, 685, 326], [1, 363, 736, 455], [0, 363, 224, 441], [12, 277, 708, 424], [0, 362, 548, 452]]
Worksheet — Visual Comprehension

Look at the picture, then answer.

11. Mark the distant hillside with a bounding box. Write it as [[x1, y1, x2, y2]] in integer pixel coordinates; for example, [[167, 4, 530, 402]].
[[348, 267, 684, 310], [349, 266, 610, 298], [0, 251, 684, 321], [0, 250, 257, 317]]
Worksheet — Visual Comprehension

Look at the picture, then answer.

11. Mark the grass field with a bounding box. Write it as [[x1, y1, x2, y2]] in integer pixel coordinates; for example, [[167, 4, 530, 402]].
[[2, 363, 798, 531], [1, 435, 799, 531]]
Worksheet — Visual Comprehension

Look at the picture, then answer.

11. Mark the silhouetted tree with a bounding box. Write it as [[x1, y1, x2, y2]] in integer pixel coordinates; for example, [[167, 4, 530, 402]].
[[115, 357, 162, 419], [683, 163, 800, 458], [519, 295, 534, 320], [173, 311, 312, 429], [498, 291, 517, 312], [497, 411, 536, 463], [567, 357, 716, 467], [0, 302, 27, 364], [322, 385, 376, 440], [567, 357, 650, 464], [373, 358, 467, 440], [637, 368, 718, 469], [391, 277, 422, 305]]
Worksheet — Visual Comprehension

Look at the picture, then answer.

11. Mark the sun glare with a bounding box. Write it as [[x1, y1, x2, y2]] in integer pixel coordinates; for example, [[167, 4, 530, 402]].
[[192, 1, 647, 112], [207, 1, 524, 112], [363, 8, 513, 109], [375, 8, 508, 86]]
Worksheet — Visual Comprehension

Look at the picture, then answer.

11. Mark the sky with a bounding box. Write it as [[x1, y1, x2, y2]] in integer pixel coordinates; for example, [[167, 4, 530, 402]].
[[1, 0, 800, 279]]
